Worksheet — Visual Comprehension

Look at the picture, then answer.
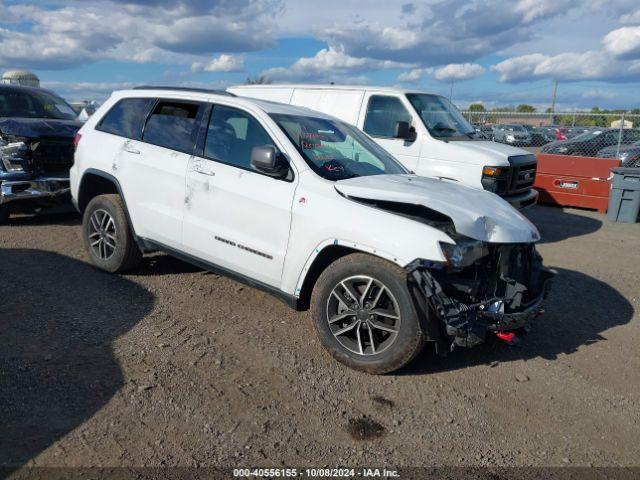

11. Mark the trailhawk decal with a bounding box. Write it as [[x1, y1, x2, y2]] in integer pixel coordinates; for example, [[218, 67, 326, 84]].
[[214, 236, 273, 260]]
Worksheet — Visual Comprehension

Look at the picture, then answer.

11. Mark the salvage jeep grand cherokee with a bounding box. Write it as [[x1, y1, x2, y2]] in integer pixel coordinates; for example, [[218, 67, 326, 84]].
[[70, 87, 554, 374], [0, 84, 81, 223]]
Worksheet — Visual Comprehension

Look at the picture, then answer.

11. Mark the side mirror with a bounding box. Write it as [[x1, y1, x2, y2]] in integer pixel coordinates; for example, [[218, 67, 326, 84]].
[[250, 145, 289, 178], [394, 121, 416, 141]]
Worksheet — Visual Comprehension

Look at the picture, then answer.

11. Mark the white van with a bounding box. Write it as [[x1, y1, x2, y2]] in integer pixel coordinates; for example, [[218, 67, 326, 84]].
[[227, 85, 538, 209]]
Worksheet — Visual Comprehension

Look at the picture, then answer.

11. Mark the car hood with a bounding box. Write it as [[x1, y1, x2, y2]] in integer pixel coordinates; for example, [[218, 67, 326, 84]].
[[598, 144, 639, 156], [542, 139, 573, 150], [0, 117, 82, 139], [452, 140, 530, 157], [335, 174, 540, 244]]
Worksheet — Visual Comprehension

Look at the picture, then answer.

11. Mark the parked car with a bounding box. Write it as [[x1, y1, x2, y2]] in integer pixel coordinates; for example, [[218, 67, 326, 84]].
[[71, 87, 554, 374], [597, 140, 640, 167], [492, 124, 532, 147], [537, 126, 567, 141], [479, 124, 495, 140], [228, 85, 538, 210], [542, 128, 640, 157], [0, 84, 81, 222], [522, 125, 552, 146]]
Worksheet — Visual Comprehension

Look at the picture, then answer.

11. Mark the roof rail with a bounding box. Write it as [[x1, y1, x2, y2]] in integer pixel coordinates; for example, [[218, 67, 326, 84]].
[[132, 86, 235, 96]]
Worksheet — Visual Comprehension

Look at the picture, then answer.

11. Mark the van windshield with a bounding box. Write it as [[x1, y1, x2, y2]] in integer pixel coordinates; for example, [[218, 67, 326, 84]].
[[271, 113, 408, 181], [406, 93, 477, 139]]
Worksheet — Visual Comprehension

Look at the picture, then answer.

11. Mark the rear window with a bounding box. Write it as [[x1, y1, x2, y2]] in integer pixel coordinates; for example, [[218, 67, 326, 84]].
[[96, 98, 154, 140], [142, 101, 202, 154]]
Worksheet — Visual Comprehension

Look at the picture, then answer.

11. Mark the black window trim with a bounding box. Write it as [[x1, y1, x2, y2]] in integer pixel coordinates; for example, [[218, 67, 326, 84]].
[[95, 97, 156, 141], [198, 102, 295, 182], [363, 94, 413, 140], [140, 98, 207, 156]]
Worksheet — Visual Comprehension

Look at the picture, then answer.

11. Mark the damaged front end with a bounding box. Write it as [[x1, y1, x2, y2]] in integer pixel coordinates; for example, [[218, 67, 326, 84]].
[[407, 239, 555, 350], [0, 136, 73, 207]]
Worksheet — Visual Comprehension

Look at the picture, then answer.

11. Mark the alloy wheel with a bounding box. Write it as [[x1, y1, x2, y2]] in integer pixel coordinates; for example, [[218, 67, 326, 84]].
[[88, 208, 117, 260], [326, 275, 401, 356]]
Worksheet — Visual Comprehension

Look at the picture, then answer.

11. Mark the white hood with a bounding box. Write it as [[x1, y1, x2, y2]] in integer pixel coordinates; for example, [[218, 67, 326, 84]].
[[437, 140, 531, 166], [335, 174, 540, 244]]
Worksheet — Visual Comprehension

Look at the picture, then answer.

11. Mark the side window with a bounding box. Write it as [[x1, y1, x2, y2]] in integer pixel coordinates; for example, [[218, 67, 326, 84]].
[[363, 96, 412, 138], [622, 129, 640, 143], [204, 105, 274, 170], [97, 98, 154, 140], [142, 101, 202, 154]]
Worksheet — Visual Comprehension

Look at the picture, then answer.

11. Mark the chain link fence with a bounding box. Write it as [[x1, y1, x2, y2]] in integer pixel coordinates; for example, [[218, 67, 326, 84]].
[[461, 111, 640, 166]]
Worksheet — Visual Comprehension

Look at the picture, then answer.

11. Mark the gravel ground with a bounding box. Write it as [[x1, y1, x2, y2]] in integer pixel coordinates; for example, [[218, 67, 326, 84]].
[[0, 205, 639, 474]]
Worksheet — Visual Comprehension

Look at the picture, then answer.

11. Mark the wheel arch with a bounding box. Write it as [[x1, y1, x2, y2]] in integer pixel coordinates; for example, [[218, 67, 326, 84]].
[[295, 242, 405, 310], [77, 169, 140, 243]]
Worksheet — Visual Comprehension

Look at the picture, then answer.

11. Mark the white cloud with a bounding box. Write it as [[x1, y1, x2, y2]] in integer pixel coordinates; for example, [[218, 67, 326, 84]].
[[603, 26, 640, 59], [320, 0, 576, 65], [261, 47, 411, 82], [433, 63, 486, 82], [397, 68, 433, 82], [191, 54, 244, 73], [492, 50, 639, 82], [620, 9, 640, 24], [0, 0, 281, 70]]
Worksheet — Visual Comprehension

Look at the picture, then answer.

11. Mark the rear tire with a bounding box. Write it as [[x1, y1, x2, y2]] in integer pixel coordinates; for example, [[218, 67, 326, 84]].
[[311, 253, 425, 374], [0, 204, 10, 224], [82, 194, 141, 273]]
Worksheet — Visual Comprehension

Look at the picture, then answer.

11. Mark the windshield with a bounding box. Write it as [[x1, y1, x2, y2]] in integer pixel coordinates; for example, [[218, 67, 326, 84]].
[[0, 89, 78, 120], [572, 130, 602, 141], [406, 93, 476, 138], [271, 113, 408, 181], [504, 125, 526, 132]]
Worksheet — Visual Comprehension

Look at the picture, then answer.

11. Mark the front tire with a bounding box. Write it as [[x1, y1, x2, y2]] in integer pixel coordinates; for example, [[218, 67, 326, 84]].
[[311, 253, 425, 374], [82, 194, 141, 273]]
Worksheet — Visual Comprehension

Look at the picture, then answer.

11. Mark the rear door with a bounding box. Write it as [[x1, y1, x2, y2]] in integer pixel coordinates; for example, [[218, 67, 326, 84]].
[[183, 103, 297, 288], [359, 93, 422, 171], [118, 99, 205, 247]]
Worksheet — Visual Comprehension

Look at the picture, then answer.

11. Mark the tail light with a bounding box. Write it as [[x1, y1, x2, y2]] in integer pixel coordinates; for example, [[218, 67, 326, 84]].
[[73, 133, 82, 151]]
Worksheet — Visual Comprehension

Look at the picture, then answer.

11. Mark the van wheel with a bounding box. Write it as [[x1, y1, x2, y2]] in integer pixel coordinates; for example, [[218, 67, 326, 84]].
[[82, 194, 141, 273], [0, 204, 10, 224], [311, 253, 425, 374]]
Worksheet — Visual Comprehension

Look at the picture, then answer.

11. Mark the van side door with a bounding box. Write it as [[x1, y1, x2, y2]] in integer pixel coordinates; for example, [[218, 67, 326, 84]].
[[358, 93, 422, 172], [182, 103, 297, 289]]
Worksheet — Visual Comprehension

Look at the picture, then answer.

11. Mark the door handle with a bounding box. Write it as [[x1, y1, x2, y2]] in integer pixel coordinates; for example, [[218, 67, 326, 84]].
[[193, 164, 216, 176], [123, 145, 140, 155]]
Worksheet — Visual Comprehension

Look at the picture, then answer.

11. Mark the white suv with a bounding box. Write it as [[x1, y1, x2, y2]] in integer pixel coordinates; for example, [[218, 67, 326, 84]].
[[71, 87, 554, 374]]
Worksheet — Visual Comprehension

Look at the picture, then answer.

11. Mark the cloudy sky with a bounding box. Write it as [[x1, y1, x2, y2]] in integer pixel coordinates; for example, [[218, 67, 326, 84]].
[[1, 0, 639, 110]]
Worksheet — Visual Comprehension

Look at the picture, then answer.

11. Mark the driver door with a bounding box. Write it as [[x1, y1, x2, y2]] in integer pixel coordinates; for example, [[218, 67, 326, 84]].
[[358, 93, 422, 172]]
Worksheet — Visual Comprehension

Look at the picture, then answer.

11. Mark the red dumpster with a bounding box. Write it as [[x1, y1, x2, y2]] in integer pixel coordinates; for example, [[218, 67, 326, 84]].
[[534, 154, 621, 212]]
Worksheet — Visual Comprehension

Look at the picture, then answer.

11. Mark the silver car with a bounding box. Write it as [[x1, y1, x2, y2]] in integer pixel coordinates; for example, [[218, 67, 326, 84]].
[[493, 124, 532, 147]]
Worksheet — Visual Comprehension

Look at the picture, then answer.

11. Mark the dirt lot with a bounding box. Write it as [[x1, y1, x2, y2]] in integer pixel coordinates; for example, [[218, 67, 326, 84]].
[[1, 205, 639, 474]]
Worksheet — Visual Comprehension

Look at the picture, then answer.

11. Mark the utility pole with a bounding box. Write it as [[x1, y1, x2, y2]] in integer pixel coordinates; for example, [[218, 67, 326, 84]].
[[550, 80, 558, 124], [449, 80, 454, 102]]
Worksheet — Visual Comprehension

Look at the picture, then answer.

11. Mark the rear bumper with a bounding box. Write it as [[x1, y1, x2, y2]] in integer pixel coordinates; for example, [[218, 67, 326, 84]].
[[502, 188, 538, 210], [0, 175, 70, 205]]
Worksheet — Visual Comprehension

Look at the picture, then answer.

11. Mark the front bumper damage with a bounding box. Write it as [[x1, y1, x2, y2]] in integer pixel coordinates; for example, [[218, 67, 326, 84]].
[[407, 245, 555, 350], [0, 140, 71, 206], [0, 175, 70, 205]]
